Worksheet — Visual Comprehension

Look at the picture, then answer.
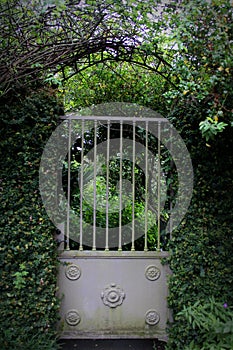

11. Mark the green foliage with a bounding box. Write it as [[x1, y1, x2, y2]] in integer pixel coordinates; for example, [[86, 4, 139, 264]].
[[199, 117, 228, 141], [0, 0, 169, 95], [165, 116, 233, 349], [164, 78, 233, 346], [0, 1, 232, 349], [1, 331, 61, 350], [0, 88, 63, 349], [71, 173, 158, 250], [60, 61, 169, 114], [156, 2, 233, 348], [13, 263, 29, 290], [177, 298, 233, 349], [164, 0, 233, 142]]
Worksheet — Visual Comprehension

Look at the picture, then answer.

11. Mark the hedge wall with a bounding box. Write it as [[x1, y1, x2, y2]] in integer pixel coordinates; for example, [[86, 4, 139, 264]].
[[166, 106, 233, 349], [0, 88, 63, 350]]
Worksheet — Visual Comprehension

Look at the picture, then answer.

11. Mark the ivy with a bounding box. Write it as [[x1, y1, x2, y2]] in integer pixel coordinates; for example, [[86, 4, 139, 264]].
[[0, 88, 63, 349], [166, 116, 233, 349]]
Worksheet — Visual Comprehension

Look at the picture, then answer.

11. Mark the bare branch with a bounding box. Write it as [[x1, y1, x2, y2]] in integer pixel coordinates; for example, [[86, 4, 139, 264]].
[[0, 0, 174, 95]]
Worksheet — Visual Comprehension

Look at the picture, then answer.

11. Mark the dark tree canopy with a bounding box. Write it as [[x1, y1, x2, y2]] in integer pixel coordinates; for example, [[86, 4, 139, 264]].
[[0, 0, 174, 95]]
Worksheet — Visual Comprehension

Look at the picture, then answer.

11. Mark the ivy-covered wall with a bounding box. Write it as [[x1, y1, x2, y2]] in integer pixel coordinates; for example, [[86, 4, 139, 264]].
[[0, 88, 63, 350], [167, 106, 233, 349]]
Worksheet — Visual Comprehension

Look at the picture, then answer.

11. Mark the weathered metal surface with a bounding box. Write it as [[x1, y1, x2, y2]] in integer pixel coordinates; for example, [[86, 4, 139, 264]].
[[58, 251, 170, 341]]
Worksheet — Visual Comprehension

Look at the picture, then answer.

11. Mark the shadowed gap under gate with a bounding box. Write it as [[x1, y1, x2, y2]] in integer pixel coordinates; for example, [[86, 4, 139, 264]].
[[58, 339, 166, 350]]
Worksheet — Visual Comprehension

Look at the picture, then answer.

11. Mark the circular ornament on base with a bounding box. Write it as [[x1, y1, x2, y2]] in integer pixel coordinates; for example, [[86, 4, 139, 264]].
[[145, 309, 160, 325], [65, 310, 81, 326], [65, 264, 81, 281]]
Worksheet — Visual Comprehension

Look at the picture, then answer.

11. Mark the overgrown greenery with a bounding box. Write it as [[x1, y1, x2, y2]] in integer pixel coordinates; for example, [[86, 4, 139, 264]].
[[0, 0, 172, 96], [166, 122, 233, 348], [165, 0, 233, 141], [162, 1, 233, 348], [60, 61, 169, 114], [176, 297, 233, 349], [0, 88, 63, 349], [0, 0, 232, 349]]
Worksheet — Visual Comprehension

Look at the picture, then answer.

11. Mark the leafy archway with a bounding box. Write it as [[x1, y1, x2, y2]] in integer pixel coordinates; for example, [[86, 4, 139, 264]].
[[0, 0, 176, 96]]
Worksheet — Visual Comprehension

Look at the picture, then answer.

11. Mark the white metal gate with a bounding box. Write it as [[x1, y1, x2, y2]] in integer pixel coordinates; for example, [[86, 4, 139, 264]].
[[58, 251, 170, 341], [55, 106, 175, 341]]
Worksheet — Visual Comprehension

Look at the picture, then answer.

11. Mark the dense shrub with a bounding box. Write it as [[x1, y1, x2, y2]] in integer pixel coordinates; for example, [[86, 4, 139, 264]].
[[166, 106, 233, 349], [177, 297, 233, 349], [0, 88, 63, 349]]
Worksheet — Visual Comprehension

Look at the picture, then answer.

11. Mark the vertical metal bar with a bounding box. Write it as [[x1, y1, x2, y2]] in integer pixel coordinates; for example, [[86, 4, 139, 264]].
[[157, 122, 161, 251], [169, 126, 173, 239], [105, 120, 110, 251], [79, 119, 84, 251], [66, 119, 71, 250], [92, 120, 97, 250], [131, 121, 136, 251], [118, 121, 123, 251], [144, 121, 149, 252]]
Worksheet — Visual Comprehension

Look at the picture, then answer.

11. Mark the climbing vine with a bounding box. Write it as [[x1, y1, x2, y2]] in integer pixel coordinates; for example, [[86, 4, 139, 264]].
[[0, 88, 63, 349]]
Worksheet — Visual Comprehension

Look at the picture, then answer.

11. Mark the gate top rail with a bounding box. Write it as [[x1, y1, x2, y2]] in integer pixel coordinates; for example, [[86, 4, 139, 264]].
[[60, 115, 168, 122], [59, 250, 170, 259]]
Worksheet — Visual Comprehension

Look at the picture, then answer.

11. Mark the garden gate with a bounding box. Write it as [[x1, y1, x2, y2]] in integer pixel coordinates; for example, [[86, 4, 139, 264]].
[[55, 108, 174, 341]]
